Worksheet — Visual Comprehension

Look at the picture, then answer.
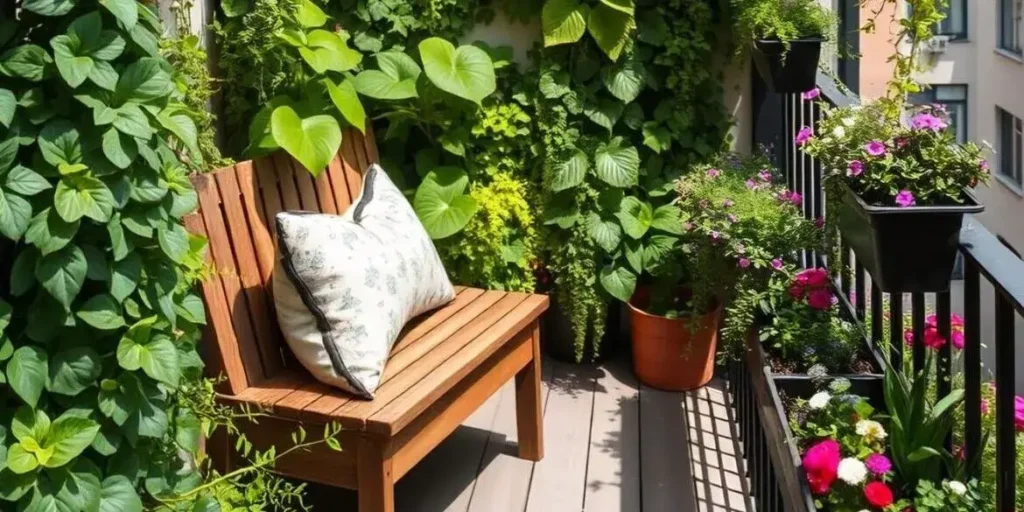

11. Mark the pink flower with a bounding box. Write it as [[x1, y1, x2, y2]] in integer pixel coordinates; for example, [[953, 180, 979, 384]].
[[904, 328, 915, 347], [814, 217, 825, 228], [789, 284, 805, 299], [723, 199, 734, 208], [707, 168, 721, 178], [951, 313, 965, 327], [771, 258, 783, 270], [710, 230, 720, 240], [951, 330, 965, 350], [911, 112, 948, 132], [789, 192, 803, 206], [727, 214, 738, 223], [981, 398, 990, 415], [758, 170, 772, 181], [895, 190, 915, 207], [738, 258, 751, 268], [1016, 397, 1024, 431], [980, 159, 990, 172], [808, 288, 834, 310], [795, 268, 829, 288], [895, 137, 909, 149], [795, 126, 813, 146], [865, 141, 886, 156], [802, 88, 821, 101], [802, 439, 840, 495], [746, 179, 758, 189], [847, 160, 863, 177], [923, 326, 945, 350], [865, 453, 892, 476]]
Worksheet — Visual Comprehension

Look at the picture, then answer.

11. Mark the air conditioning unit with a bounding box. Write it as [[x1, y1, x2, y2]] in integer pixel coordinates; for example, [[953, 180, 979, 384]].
[[926, 35, 951, 54]]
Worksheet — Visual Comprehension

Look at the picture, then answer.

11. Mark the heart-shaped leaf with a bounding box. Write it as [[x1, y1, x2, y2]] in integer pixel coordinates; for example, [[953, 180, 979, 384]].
[[23, 0, 77, 16], [585, 212, 622, 252], [413, 167, 479, 239], [99, 0, 138, 29], [0, 89, 15, 128], [25, 208, 79, 255], [587, 4, 635, 61], [270, 105, 342, 176], [324, 78, 366, 133], [603, 58, 644, 103], [99, 476, 143, 512], [542, 0, 589, 47], [0, 188, 32, 240], [6, 346, 48, 408], [77, 294, 125, 330], [6, 165, 52, 196], [35, 244, 87, 310], [419, 38, 496, 104], [353, 52, 421, 100], [43, 414, 100, 468], [584, 98, 623, 132], [549, 148, 588, 192], [296, 0, 327, 27], [54, 174, 115, 223], [616, 196, 652, 239], [48, 346, 102, 396], [594, 137, 639, 187], [600, 265, 637, 302], [651, 204, 686, 234]]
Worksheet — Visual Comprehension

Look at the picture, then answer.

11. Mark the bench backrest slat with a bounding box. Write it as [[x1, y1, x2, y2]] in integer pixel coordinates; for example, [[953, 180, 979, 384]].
[[187, 128, 378, 395]]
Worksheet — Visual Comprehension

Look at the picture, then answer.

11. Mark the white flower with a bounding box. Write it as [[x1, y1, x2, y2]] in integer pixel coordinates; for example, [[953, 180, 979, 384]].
[[837, 458, 868, 485], [947, 480, 967, 495], [808, 391, 831, 410], [855, 420, 887, 443], [831, 126, 846, 139], [842, 117, 856, 127]]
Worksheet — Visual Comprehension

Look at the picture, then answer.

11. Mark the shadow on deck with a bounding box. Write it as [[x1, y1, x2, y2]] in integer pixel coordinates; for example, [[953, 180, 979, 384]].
[[305, 357, 753, 511]]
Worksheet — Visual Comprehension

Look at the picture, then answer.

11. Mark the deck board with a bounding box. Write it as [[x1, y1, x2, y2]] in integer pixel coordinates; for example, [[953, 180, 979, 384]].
[[582, 359, 641, 512]]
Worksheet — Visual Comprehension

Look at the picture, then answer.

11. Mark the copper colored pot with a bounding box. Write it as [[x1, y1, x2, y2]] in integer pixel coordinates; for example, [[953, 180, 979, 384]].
[[628, 288, 722, 391]]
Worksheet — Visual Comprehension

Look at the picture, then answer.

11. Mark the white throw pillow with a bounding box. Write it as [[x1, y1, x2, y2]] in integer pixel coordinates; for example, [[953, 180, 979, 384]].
[[272, 164, 456, 398]]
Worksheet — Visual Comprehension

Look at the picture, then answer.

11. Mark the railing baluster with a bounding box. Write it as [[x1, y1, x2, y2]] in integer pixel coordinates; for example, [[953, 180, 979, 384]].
[[840, 241, 851, 302], [995, 290, 1017, 510], [936, 291, 952, 454], [871, 282, 883, 356], [889, 293, 903, 369], [964, 261, 982, 478], [855, 260, 866, 322], [911, 293, 925, 373]]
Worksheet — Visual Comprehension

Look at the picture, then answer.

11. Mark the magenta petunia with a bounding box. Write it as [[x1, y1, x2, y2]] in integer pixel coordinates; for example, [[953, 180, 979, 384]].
[[1015, 396, 1024, 431], [895, 190, 915, 207], [795, 126, 813, 146], [802, 88, 821, 101], [706, 168, 721, 178], [727, 213, 738, 223], [865, 453, 892, 476], [771, 258, 783, 270], [738, 258, 751, 268], [789, 191, 803, 206], [745, 179, 758, 190], [758, 169, 772, 182], [847, 160, 863, 177], [910, 112, 948, 132], [865, 141, 886, 156], [814, 217, 825, 228], [980, 159, 990, 172]]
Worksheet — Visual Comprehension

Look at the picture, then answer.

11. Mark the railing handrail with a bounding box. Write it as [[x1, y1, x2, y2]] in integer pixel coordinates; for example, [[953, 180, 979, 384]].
[[816, 72, 859, 109], [959, 216, 1024, 315]]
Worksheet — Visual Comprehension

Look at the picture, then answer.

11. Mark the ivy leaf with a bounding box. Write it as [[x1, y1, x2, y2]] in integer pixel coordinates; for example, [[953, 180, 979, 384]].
[[584, 98, 623, 132], [99, 476, 143, 512], [643, 234, 677, 268], [594, 137, 639, 187], [324, 78, 366, 133], [542, 0, 589, 47], [51, 35, 94, 88], [117, 331, 180, 388], [642, 123, 671, 153], [77, 294, 125, 330], [549, 148, 588, 192], [110, 252, 141, 302], [35, 244, 87, 310], [624, 238, 643, 273], [0, 45, 53, 82], [22, 0, 77, 16], [353, 52, 421, 100], [115, 58, 172, 104], [587, 4, 635, 61], [39, 120, 82, 167], [651, 205, 686, 234], [296, 0, 328, 27], [600, 265, 637, 302], [0, 88, 15, 128], [54, 174, 115, 223], [616, 196, 653, 239], [419, 38, 496, 105], [48, 346, 102, 396], [42, 414, 100, 468], [100, 0, 138, 29], [0, 187, 32, 240], [585, 212, 622, 252], [299, 30, 362, 73], [6, 165, 52, 196], [603, 58, 644, 103], [155, 110, 200, 161], [271, 106, 341, 176], [101, 127, 137, 169], [6, 346, 48, 407], [413, 167, 478, 240], [26, 208, 79, 255], [157, 222, 189, 263]]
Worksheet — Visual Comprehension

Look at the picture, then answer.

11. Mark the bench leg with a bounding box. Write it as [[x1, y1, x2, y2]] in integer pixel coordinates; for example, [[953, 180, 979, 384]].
[[357, 438, 395, 512], [515, 323, 545, 462]]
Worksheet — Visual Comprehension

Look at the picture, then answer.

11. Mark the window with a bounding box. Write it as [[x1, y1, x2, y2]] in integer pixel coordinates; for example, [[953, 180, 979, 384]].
[[937, 0, 967, 38], [909, 85, 967, 143], [1000, 0, 1023, 54], [997, 107, 1024, 191]]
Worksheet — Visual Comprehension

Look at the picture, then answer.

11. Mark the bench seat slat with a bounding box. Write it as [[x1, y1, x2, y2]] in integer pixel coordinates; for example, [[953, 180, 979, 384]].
[[391, 287, 482, 357]]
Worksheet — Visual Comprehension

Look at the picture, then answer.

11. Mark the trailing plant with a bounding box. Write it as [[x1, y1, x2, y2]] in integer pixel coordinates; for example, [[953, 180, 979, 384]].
[[215, 0, 367, 173], [326, 0, 487, 54], [730, 0, 836, 57], [162, 0, 232, 173]]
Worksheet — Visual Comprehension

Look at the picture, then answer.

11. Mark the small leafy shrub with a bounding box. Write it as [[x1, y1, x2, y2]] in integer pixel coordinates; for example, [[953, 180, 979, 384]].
[[540, 0, 638, 61], [730, 0, 836, 56], [912, 479, 987, 512], [327, 0, 487, 53]]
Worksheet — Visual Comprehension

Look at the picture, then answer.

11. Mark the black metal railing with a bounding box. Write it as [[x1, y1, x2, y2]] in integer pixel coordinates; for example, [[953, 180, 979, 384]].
[[742, 74, 1024, 511]]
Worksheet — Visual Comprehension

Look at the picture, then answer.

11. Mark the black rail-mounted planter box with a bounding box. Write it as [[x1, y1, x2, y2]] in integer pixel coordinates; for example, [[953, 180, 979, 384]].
[[752, 37, 823, 94], [836, 183, 984, 293], [730, 329, 884, 512]]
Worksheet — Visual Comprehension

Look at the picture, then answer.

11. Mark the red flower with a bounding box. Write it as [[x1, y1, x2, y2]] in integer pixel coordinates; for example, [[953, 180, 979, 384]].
[[795, 268, 828, 288], [802, 439, 840, 495], [807, 288, 834, 310], [864, 481, 894, 507], [923, 326, 946, 350], [789, 284, 805, 300]]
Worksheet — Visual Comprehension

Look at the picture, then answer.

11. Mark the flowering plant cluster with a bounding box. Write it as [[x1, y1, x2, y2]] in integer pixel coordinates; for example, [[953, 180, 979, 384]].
[[799, 99, 989, 208], [676, 153, 822, 350]]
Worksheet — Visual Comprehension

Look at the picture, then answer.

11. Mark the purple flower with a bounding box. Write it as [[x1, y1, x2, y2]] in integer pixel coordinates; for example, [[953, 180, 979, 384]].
[[910, 112, 948, 132], [802, 88, 821, 101], [771, 258, 784, 270], [727, 213, 738, 223], [745, 179, 758, 190], [865, 454, 892, 476], [846, 160, 863, 177], [738, 258, 751, 268], [795, 126, 813, 146], [789, 192, 803, 206], [895, 190, 915, 207], [814, 217, 825, 228], [980, 159, 990, 172], [706, 168, 721, 178], [723, 199, 734, 208], [865, 141, 886, 157], [758, 170, 773, 182], [710, 230, 720, 240]]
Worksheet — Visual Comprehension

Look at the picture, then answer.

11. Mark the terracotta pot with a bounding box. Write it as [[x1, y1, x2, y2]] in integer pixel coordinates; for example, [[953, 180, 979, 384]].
[[628, 288, 722, 391]]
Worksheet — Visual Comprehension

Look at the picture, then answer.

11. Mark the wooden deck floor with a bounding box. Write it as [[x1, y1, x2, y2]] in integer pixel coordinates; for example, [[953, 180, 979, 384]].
[[306, 357, 752, 511]]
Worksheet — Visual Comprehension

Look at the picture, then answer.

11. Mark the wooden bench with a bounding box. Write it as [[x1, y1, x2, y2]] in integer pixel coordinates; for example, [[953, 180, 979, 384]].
[[185, 128, 549, 512]]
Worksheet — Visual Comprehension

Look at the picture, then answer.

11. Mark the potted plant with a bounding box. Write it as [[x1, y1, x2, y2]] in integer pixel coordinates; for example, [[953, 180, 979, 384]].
[[732, 0, 836, 93], [623, 153, 819, 390]]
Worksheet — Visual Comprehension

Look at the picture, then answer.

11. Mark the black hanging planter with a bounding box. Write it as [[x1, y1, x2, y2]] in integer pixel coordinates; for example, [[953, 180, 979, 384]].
[[836, 183, 984, 293], [752, 37, 824, 94]]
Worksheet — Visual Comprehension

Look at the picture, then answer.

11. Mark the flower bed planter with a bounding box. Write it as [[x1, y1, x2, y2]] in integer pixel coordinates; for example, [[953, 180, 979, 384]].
[[730, 329, 884, 511], [752, 37, 824, 94], [836, 182, 984, 293]]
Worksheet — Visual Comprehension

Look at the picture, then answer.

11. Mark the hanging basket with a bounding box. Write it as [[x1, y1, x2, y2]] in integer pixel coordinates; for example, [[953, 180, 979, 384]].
[[752, 37, 824, 94], [836, 182, 984, 293]]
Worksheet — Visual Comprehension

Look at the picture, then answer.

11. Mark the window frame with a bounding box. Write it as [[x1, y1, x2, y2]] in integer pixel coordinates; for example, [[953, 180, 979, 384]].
[[1000, 0, 1023, 55], [936, 0, 968, 39], [997, 106, 1024, 192]]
